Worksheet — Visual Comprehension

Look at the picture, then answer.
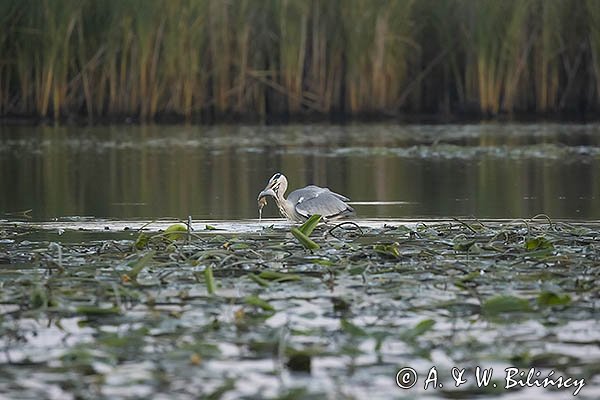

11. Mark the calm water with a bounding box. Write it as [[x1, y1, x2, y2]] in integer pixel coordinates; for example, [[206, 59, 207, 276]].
[[1, 123, 599, 221]]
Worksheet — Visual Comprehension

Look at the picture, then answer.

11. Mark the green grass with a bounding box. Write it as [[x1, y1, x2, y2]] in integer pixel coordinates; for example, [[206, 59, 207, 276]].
[[1, 0, 599, 121]]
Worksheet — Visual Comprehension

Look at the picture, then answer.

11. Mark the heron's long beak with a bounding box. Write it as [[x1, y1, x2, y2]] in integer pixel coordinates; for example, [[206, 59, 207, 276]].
[[257, 188, 276, 200]]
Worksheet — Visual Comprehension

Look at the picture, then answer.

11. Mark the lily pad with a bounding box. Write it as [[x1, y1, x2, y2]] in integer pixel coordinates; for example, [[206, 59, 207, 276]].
[[482, 295, 532, 316]]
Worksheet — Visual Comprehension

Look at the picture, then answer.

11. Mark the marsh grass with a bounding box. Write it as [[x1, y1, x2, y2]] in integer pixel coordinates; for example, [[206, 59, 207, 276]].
[[1, 0, 599, 121]]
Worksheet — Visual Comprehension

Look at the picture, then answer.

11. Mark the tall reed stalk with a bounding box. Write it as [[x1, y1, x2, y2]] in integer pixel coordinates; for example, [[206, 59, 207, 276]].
[[585, 0, 600, 109], [0, 0, 598, 121]]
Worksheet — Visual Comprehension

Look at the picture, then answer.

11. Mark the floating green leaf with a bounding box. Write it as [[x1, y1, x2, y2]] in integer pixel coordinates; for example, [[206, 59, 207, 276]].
[[229, 243, 250, 250], [257, 270, 302, 282], [340, 319, 368, 337], [482, 295, 531, 316], [244, 295, 275, 312], [453, 240, 476, 251], [299, 214, 321, 236], [402, 319, 436, 341], [165, 224, 187, 240], [291, 227, 320, 250], [348, 265, 367, 275], [76, 306, 121, 316], [309, 257, 336, 266], [127, 251, 155, 281], [204, 264, 216, 295], [134, 233, 149, 250], [247, 273, 270, 287], [525, 236, 554, 251], [373, 243, 400, 258], [537, 291, 571, 307]]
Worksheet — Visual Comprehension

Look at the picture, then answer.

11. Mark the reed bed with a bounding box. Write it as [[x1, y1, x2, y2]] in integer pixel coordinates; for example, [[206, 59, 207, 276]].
[[1, 0, 599, 121]]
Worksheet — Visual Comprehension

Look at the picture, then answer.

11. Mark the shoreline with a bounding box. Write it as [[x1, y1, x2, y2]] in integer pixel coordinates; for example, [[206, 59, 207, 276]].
[[1, 110, 600, 127]]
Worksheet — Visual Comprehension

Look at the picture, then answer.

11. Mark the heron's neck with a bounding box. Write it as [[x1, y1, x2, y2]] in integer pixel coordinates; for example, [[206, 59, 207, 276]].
[[275, 189, 287, 205], [277, 195, 297, 221]]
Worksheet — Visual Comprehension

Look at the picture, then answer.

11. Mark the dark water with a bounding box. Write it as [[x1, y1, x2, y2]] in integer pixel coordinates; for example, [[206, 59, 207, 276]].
[[1, 123, 599, 221]]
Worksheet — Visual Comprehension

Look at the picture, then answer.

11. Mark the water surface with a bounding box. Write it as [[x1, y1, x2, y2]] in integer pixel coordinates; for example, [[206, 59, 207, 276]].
[[1, 123, 600, 399], [1, 123, 599, 220]]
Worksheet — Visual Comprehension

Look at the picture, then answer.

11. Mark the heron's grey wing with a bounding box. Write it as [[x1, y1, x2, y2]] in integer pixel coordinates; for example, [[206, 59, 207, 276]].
[[322, 188, 350, 202], [288, 186, 321, 200], [290, 185, 350, 202], [291, 189, 354, 219]]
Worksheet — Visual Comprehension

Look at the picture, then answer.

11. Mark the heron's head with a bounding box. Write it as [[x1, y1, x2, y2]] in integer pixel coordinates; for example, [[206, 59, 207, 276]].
[[257, 173, 288, 200]]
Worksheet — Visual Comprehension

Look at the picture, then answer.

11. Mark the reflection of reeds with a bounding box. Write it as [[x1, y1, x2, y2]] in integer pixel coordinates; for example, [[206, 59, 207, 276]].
[[1, 0, 599, 121]]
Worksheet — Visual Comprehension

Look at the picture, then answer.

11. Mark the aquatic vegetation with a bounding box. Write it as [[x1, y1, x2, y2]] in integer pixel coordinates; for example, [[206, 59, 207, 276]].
[[291, 214, 322, 249], [0, 216, 598, 398]]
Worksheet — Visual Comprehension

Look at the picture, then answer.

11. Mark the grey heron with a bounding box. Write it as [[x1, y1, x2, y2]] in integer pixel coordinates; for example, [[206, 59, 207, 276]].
[[257, 173, 355, 222]]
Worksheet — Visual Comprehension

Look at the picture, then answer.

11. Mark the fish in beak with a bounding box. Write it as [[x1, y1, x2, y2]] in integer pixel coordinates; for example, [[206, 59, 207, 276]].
[[257, 186, 276, 220], [257, 187, 276, 201], [257, 173, 284, 220], [257, 177, 279, 202]]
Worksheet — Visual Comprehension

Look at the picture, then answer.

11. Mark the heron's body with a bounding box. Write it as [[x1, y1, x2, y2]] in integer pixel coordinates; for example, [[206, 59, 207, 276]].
[[258, 173, 354, 222]]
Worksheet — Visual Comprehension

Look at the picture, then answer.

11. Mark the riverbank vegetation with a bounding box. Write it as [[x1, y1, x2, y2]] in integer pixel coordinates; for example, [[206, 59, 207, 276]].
[[2, 0, 600, 122]]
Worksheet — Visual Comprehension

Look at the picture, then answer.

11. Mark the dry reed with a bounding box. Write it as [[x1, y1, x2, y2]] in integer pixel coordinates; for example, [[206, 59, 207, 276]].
[[0, 0, 598, 121]]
